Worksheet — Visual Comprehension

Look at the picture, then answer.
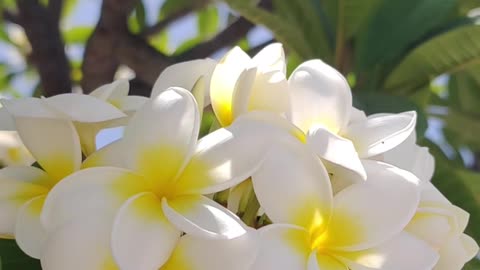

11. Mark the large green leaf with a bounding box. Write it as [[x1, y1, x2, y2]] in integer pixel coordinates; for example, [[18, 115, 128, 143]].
[[0, 240, 41, 270], [444, 109, 480, 151], [356, 0, 456, 70], [449, 64, 480, 117], [385, 25, 480, 94]]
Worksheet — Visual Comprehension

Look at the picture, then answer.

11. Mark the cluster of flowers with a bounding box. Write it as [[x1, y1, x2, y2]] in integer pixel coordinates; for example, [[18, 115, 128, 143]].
[[0, 44, 478, 270]]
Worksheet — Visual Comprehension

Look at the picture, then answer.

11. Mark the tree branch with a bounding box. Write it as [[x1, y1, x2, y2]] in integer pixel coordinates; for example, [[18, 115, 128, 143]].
[[178, 17, 254, 60], [48, 0, 64, 23], [2, 10, 20, 24], [17, 0, 72, 97]]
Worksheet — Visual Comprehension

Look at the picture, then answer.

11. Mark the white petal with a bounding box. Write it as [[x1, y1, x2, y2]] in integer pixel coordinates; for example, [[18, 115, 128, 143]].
[[307, 125, 366, 180], [175, 115, 284, 195], [248, 70, 289, 115], [231, 67, 257, 119], [123, 87, 199, 187], [308, 252, 347, 270], [322, 160, 420, 251], [162, 195, 247, 239], [210, 47, 252, 126], [343, 111, 417, 158], [336, 231, 438, 270], [250, 224, 310, 270], [151, 59, 217, 98], [162, 229, 258, 270], [14, 117, 81, 182], [2, 98, 62, 119], [41, 167, 147, 232], [252, 137, 333, 233], [434, 234, 478, 270], [0, 107, 16, 130], [113, 95, 149, 115], [14, 195, 47, 259], [41, 217, 119, 270], [252, 43, 286, 73], [288, 59, 352, 133], [0, 166, 50, 237], [82, 139, 125, 169], [405, 209, 454, 249], [45, 93, 126, 122], [112, 192, 180, 270], [89, 79, 129, 101]]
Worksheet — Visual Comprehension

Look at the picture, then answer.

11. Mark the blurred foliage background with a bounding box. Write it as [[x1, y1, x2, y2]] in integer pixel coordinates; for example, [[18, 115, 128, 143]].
[[1, 0, 480, 269]]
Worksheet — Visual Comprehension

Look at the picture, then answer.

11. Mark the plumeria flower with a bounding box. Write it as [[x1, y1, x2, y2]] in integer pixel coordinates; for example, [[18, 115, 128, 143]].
[[209, 43, 289, 127], [0, 131, 34, 167], [41, 87, 276, 270], [250, 137, 439, 270], [0, 100, 85, 258]]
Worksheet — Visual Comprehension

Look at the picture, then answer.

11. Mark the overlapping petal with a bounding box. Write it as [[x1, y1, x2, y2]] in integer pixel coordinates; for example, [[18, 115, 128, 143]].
[[250, 224, 310, 270], [162, 195, 246, 239], [252, 137, 332, 233], [161, 229, 258, 270], [251, 43, 286, 73], [14, 195, 46, 259], [321, 161, 420, 251], [82, 139, 125, 169], [308, 253, 347, 270], [123, 88, 199, 187], [112, 192, 180, 270], [343, 111, 417, 158], [41, 167, 147, 232]]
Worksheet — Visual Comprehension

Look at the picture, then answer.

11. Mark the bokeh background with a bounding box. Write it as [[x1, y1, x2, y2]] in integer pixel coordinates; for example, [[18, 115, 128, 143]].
[[1, 0, 480, 268]]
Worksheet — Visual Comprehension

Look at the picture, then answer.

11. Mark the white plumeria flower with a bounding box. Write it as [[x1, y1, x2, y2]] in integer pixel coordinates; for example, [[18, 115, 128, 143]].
[[0, 131, 34, 167], [0, 100, 85, 258], [250, 137, 439, 270], [41, 87, 275, 270], [210, 44, 289, 126]]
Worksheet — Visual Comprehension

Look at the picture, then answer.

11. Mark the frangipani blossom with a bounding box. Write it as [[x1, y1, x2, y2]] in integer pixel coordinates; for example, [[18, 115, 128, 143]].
[[41, 87, 275, 270], [210, 44, 290, 126], [250, 137, 438, 270], [0, 101, 84, 259], [0, 131, 34, 167]]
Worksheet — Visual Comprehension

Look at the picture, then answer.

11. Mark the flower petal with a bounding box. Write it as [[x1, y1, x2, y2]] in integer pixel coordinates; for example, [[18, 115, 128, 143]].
[[2, 97, 62, 119], [231, 67, 257, 119], [250, 224, 310, 270], [175, 115, 284, 195], [41, 167, 147, 232], [343, 111, 417, 158], [251, 43, 286, 73], [210, 47, 251, 126], [253, 137, 332, 234], [434, 233, 479, 270], [249, 71, 289, 115], [307, 125, 366, 180], [162, 229, 258, 270], [0, 166, 50, 237], [41, 217, 119, 270], [0, 107, 16, 130], [14, 117, 81, 182], [322, 160, 420, 251], [112, 192, 180, 270], [123, 87, 199, 187], [288, 59, 352, 133], [336, 231, 438, 270], [45, 94, 126, 122], [89, 79, 129, 101], [113, 95, 149, 115], [15, 195, 47, 259], [308, 253, 347, 270], [162, 194, 247, 239], [151, 59, 217, 98], [82, 139, 125, 169]]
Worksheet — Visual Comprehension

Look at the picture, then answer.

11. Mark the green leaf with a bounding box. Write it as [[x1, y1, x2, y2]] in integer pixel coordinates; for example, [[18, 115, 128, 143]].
[[0, 240, 41, 270], [356, 0, 456, 70], [385, 25, 480, 94], [197, 6, 219, 38], [62, 0, 78, 19], [464, 258, 480, 270], [444, 109, 480, 151], [63, 27, 93, 44], [135, 1, 146, 31], [353, 92, 428, 138], [449, 64, 480, 117], [173, 36, 204, 55], [159, 0, 190, 19], [149, 31, 169, 54], [224, 0, 315, 59]]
